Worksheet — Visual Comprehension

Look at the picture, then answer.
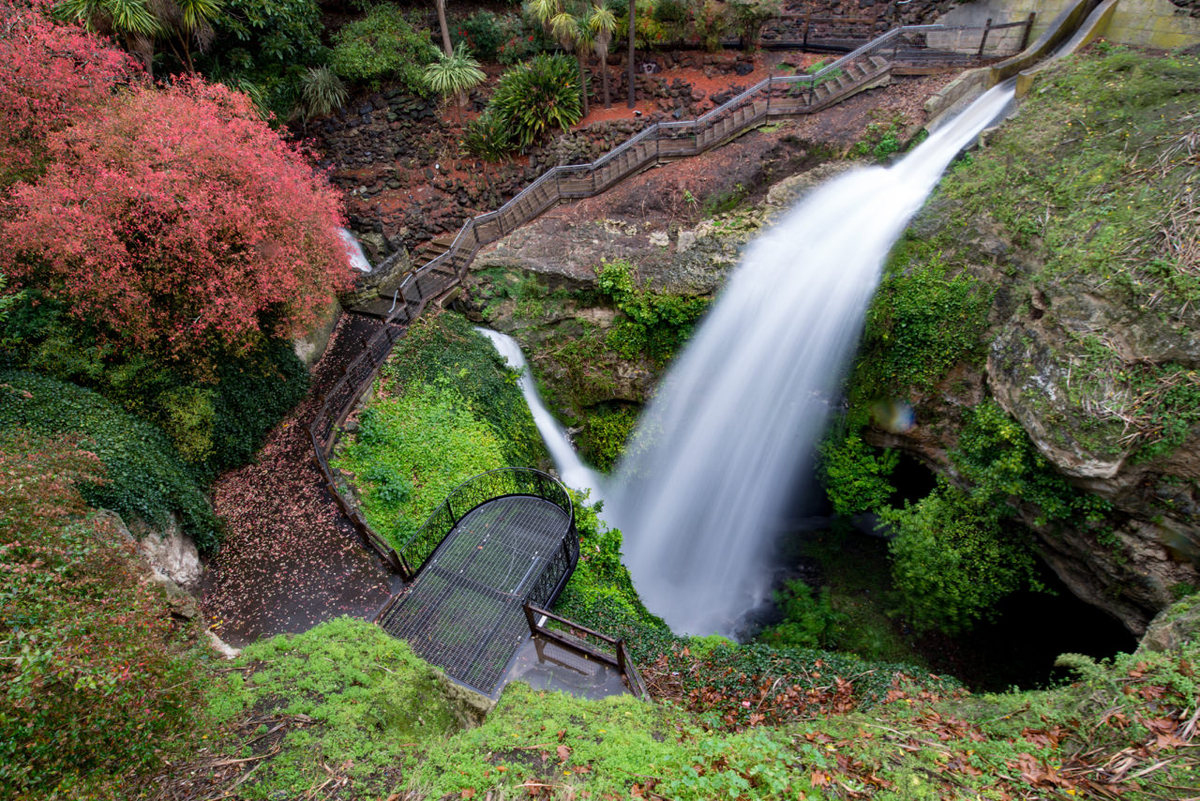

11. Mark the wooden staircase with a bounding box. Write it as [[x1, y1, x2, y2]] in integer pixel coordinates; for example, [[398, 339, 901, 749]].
[[807, 55, 892, 111], [412, 235, 456, 269]]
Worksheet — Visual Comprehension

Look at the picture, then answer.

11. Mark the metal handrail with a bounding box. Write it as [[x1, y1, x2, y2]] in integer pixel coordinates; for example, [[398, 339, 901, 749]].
[[372, 20, 1028, 285], [394, 467, 575, 580], [315, 17, 1032, 580]]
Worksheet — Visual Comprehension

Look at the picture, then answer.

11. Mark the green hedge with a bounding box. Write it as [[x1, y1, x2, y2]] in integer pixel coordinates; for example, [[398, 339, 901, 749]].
[[0, 370, 222, 551]]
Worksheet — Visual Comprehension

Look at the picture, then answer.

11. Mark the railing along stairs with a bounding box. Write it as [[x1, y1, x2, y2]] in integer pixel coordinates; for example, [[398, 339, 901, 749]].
[[353, 19, 1029, 319]]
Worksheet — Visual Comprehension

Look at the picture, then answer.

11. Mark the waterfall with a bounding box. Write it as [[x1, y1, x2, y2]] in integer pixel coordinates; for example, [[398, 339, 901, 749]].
[[338, 228, 373, 273], [607, 83, 1017, 637], [476, 328, 605, 502]]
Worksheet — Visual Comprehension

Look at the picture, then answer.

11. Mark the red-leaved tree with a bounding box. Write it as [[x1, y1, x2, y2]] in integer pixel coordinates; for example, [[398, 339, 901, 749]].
[[0, 0, 139, 186], [1, 76, 351, 368]]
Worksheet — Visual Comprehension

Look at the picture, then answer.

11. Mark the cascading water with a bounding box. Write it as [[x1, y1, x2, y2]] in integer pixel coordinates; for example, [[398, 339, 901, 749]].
[[476, 328, 604, 501], [338, 228, 373, 273], [608, 82, 1017, 637]]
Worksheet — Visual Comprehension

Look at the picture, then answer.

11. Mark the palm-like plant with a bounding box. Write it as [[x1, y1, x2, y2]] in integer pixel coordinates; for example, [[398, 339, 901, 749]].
[[586, 1, 616, 108], [423, 43, 487, 124], [172, 0, 224, 71], [55, 0, 225, 74], [300, 66, 349, 121], [527, 0, 589, 118], [55, 0, 160, 71]]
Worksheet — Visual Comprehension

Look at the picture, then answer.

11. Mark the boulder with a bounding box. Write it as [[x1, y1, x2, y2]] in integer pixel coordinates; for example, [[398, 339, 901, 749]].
[[1138, 594, 1200, 653]]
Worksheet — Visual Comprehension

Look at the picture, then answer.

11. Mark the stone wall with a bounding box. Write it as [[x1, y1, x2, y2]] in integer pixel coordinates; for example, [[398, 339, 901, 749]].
[[941, 0, 1200, 49]]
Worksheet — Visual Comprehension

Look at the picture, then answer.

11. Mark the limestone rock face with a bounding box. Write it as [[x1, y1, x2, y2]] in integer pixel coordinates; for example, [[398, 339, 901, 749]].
[[130, 513, 204, 590], [1139, 594, 1200, 653], [872, 198, 1200, 634]]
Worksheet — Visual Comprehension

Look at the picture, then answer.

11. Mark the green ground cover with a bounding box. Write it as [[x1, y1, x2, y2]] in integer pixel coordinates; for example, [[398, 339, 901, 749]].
[[333, 312, 548, 553]]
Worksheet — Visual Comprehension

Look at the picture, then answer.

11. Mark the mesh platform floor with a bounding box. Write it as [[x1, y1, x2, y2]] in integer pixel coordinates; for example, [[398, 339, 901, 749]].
[[379, 495, 572, 695]]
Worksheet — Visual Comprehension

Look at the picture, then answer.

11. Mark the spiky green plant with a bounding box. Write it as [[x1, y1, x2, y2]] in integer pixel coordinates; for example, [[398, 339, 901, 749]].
[[54, 0, 160, 37], [461, 110, 516, 162], [422, 43, 486, 122], [490, 53, 582, 148], [300, 66, 349, 120]]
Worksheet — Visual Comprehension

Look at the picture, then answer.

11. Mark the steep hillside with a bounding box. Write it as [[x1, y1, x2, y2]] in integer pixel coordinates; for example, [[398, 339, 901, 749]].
[[829, 45, 1200, 633]]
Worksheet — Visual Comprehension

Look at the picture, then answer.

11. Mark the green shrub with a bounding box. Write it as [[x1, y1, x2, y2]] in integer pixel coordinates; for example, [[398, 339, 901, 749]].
[[329, 3, 439, 91], [758, 580, 843, 649], [489, 53, 582, 148], [0, 294, 309, 480], [205, 337, 310, 480], [883, 480, 1039, 635], [850, 118, 906, 161], [0, 431, 211, 797], [854, 250, 993, 396], [595, 259, 710, 365], [202, 0, 328, 118], [160, 385, 217, 465], [0, 370, 222, 550], [954, 400, 1111, 530], [580, 403, 640, 472], [453, 9, 510, 61], [818, 432, 898, 518], [689, 0, 729, 52], [461, 109, 516, 161], [727, 0, 779, 52]]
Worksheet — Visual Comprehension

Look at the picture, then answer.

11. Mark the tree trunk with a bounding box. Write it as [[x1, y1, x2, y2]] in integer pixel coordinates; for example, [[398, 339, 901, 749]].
[[576, 54, 589, 119], [600, 51, 611, 109], [435, 0, 453, 57], [627, 0, 636, 108]]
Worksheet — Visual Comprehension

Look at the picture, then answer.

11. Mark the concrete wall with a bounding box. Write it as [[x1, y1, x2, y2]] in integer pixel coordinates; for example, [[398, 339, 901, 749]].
[[941, 0, 1200, 50]]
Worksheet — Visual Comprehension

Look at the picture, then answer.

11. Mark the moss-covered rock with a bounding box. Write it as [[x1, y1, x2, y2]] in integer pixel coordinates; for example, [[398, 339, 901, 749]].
[[830, 47, 1200, 634]]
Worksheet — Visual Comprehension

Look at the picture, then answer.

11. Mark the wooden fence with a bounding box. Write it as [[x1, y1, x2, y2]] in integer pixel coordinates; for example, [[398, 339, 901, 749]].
[[524, 603, 651, 701]]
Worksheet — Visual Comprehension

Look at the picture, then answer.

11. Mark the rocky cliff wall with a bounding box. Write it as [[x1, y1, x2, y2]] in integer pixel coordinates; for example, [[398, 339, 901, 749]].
[[845, 48, 1200, 633]]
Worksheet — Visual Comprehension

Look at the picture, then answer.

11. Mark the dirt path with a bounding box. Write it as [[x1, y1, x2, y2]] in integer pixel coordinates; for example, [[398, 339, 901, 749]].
[[203, 71, 954, 647], [201, 314, 399, 647]]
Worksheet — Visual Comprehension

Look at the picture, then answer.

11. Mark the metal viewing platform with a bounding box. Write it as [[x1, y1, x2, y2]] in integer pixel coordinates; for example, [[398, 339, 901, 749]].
[[377, 469, 579, 696]]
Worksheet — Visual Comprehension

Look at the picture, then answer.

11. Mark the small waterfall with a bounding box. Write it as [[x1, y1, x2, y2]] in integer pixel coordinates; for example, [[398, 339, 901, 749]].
[[476, 328, 604, 502], [607, 83, 1017, 637], [338, 228, 373, 273]]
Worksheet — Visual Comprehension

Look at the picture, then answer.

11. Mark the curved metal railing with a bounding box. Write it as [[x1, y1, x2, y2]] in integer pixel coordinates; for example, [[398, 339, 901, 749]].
[[312, 18, 1032, 579], [395, 467, 576, 584]]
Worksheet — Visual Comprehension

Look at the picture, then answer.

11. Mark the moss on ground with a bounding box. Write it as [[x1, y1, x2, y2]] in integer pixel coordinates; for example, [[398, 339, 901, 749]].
[[168, 610, 1200, 800], [333, 311, 548, 553]]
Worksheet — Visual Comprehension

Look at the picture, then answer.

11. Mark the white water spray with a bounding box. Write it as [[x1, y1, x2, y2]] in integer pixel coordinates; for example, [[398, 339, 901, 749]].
[[608, 83, 1016, 637], [476, 328, 605, 501], [338, 228, 373, 273]]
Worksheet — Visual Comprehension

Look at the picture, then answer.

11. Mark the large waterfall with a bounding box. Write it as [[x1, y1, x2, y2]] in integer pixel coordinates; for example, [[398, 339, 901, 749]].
[[607, 83, 1016, 637]]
